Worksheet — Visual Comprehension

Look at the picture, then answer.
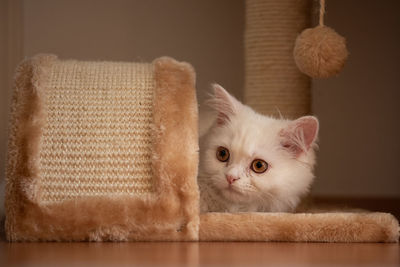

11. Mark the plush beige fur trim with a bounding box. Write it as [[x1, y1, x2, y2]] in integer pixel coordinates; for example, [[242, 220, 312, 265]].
[[5, 54, 57, 241], [199, 212, 399, 242], [5, 55, 199, 241], [151, 57, 200, 240]]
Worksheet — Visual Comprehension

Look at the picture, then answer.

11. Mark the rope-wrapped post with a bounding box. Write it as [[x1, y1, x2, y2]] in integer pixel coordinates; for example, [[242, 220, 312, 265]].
[[244, 0, 312, 119]]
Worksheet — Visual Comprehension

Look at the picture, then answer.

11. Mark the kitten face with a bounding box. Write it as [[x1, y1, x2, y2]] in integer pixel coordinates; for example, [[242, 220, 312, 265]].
[[199, 84, 318, 212]]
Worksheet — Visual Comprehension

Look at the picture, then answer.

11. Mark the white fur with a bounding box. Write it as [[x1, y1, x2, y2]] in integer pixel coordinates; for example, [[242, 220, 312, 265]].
[[198, 84, 319, 213]]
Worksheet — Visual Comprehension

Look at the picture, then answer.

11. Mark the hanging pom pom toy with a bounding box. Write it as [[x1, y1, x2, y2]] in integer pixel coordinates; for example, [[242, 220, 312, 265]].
[[294, 0, 348, 78]]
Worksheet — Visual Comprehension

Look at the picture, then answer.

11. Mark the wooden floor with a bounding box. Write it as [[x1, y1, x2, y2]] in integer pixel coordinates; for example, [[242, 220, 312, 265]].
[[1, 241, 399, 266]]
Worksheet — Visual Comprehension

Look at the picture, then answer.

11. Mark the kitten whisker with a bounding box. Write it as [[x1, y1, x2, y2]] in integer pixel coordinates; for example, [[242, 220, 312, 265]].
[[274, 106, 285, 120]]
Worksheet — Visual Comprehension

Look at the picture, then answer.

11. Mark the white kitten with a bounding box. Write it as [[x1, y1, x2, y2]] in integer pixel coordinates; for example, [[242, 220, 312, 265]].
[[198, 84, 319, 213]]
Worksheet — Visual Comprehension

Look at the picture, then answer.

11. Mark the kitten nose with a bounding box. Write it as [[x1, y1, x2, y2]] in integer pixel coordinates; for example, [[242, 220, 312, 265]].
[[226, 175, 239, 184]]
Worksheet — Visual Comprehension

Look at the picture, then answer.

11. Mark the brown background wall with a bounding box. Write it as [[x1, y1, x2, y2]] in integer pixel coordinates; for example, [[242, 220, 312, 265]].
[[0, 0, 399, 210], [311, 0, 400, 197]]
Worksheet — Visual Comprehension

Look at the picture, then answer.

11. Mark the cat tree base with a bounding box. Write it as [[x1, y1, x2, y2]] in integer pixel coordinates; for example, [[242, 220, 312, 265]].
[[200, 212, 399, 242]]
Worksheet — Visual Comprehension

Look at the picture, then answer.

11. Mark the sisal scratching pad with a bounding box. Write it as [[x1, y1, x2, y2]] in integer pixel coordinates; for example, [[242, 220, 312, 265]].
[[41, 61, 155, 203]]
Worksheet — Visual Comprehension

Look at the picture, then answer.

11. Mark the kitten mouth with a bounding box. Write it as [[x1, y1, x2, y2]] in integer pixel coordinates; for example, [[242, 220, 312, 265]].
[[221, 186, 247, 202], [225, 186, 243, 195]]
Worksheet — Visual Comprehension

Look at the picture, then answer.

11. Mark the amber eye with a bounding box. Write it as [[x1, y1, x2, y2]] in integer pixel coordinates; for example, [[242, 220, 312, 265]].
[[251, 159, 268, 173], [216, 146, 230, 162]]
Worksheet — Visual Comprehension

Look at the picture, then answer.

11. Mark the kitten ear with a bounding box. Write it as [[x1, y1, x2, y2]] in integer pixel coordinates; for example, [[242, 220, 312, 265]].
[[208, 84, 242, 125], [280, 116, 319, 157]]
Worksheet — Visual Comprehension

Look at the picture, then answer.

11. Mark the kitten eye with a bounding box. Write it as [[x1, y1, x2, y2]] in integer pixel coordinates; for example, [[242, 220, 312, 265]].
[[216, 146, 230, 162], [251, 159, 268, 173]]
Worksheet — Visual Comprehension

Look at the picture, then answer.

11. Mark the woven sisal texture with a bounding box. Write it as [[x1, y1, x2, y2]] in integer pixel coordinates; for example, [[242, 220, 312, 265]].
[[39, 61, 155, 203], [244, 0, 311, 119]]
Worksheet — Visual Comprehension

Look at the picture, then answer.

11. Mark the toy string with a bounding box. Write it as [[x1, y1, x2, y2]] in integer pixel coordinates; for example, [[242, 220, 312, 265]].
[[319, 0, 325, 26]]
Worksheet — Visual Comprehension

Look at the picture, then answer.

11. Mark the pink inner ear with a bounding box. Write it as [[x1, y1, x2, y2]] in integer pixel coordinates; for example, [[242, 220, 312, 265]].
[[281, 116, 319, 156], [297, 117, 318, 150], [216, 112, 230, 126], [210, 84, 242, 126]]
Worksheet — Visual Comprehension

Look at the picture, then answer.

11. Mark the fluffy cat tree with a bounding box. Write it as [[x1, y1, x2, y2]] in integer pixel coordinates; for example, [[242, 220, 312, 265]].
[[4, 54, 399, 242]]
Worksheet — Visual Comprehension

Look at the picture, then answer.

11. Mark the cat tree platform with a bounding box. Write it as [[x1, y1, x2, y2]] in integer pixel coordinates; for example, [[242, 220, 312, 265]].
[[5, 55, 399, 242]]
